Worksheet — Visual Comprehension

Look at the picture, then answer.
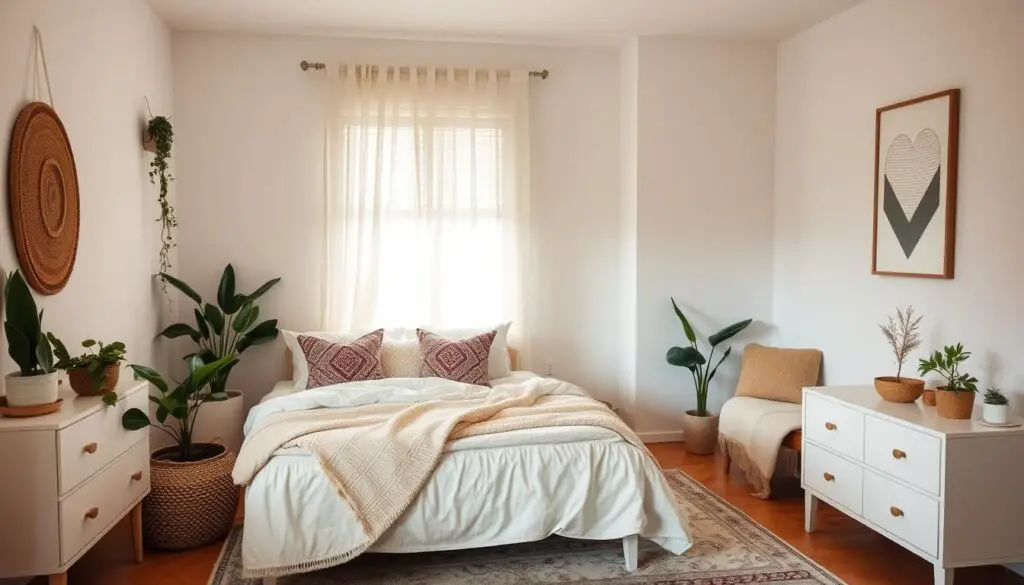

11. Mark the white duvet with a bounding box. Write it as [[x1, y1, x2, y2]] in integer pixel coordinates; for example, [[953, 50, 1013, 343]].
[[240, 373, 692, 576]]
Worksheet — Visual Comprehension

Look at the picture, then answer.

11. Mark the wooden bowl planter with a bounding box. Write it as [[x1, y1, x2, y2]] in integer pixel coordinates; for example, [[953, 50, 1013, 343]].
[[143, 443, 238, 550], [873, 376, 925, 403], [935, 387, 976, 420], [67, 364, 120, 396], [922, 389, 937, 406]]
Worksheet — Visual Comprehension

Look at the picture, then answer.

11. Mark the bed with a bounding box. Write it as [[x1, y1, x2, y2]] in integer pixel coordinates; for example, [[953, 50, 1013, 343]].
[[235, 347, 692, 583]]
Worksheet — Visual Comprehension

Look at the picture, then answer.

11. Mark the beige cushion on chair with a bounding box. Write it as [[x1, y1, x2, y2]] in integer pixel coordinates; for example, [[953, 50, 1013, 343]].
[[734, 344, 823, 404]]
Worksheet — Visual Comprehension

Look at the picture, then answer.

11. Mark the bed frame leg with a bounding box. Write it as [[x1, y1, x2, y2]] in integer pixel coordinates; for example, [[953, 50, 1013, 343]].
[[263, 578, 277, 585], [623, 534, 638, 572]]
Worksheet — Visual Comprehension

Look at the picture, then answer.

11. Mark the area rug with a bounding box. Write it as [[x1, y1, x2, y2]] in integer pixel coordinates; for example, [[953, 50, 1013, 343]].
[[208, 469, 844, 584]]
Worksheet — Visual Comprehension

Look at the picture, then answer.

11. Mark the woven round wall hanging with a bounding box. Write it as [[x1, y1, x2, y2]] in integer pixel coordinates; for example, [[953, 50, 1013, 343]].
[[8, 101, 80, 295]]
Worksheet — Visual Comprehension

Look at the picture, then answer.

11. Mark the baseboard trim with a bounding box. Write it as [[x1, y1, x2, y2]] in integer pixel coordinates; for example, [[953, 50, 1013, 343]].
[[637, 430, 684, 443]]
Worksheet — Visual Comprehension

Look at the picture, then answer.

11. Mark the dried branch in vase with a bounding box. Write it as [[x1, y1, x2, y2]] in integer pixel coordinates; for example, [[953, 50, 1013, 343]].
[[879, 305, 923, 381]]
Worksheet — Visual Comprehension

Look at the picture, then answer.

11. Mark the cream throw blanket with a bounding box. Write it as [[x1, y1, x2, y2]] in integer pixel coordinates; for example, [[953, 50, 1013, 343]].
[[233, 377, 647, 575], [718, 396, 802, 499]]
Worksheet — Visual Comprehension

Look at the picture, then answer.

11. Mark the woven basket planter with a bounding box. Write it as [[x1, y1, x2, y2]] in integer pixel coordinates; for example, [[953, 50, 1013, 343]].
[[144, 443, 238, 551], [873, 376, 925, 403], [67, 364, 119, 396], [935, 388, 976, 420]]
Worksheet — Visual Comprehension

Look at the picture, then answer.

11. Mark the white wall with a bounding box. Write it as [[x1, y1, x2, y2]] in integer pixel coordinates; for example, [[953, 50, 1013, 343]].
[[774, 0, 1024, 403], [0, 0, 173, 390], [618, 39, 640, 423], [171, 32, 622, 409], [631, 37, 777, 437]]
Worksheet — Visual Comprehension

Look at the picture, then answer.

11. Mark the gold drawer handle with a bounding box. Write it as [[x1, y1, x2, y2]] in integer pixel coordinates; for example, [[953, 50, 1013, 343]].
[[824, 422, 837, 431], [82, 442, 98, 454], [131, 471, 143, 482], [823, 472, 835, 482], [84, 507, 99, 520], [890, 506, 904, 518], [892, 449, 907, 459]]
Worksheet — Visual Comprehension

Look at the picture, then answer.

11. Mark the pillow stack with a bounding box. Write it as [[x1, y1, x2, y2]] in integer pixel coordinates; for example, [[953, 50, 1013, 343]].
[[281, 322, 512, 390]]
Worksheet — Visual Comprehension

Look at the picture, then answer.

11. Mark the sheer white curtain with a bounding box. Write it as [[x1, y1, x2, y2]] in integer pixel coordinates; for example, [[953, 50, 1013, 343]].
[[321, 64, 531, 357]]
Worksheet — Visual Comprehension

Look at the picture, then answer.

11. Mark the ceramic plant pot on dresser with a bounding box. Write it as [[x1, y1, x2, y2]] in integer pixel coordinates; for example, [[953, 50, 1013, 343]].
[[4, 371, 59, 407], [802, 385, 1024, 585], [0, 381, 150, 585], [681, 411, 719, 455]]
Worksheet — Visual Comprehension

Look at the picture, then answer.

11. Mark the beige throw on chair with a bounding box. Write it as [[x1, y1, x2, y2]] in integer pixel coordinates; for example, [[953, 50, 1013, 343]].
[[233, 383, 650, 578], [718, 397, 802, 499]]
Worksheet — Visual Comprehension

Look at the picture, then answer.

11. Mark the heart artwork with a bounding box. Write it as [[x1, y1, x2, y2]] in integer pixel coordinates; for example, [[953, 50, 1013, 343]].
[[883, 128, 941, 258]]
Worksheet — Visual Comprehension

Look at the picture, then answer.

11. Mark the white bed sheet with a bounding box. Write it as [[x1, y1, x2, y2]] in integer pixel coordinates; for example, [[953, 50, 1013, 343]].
[[242, 374, 691, 576]]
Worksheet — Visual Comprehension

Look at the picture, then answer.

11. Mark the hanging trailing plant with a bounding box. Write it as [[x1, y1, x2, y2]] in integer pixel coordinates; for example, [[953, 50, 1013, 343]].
[[146, 116, 176, 295]]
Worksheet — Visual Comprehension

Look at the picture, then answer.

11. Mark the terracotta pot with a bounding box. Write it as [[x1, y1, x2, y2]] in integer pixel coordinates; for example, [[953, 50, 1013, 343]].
[[67, 364, 120, 396], [682, 410, 719, 455], [873, 376, 925, 403], [921, 389, 937, 406], [935, 387, 976, 420], [143, 443, 238, 550]]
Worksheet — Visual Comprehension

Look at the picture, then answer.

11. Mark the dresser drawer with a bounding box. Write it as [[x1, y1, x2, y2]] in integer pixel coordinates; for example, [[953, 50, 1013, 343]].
[[864, 415, 941, 495], [59, 440, 149, 565], [58, 386, 147, 494], [804, 442, 863, 515], [863, 469, 939, 557], [805, 394, 865, 461]]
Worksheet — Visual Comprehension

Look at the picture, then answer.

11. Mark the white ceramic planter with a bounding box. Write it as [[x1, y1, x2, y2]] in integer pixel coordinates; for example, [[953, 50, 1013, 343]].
[[983, 402, 1010, 424], [4, 371, 59, 406], [191, 390, 245, 454]]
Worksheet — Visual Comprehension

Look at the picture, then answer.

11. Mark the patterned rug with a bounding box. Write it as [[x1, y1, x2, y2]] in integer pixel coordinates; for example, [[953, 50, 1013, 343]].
[[208, 469, 844, 584]]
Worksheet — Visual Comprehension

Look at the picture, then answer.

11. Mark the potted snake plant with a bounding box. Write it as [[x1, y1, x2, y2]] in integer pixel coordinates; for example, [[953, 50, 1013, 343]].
[[666, 298, 751, 455], [3, 271, 57, 407]]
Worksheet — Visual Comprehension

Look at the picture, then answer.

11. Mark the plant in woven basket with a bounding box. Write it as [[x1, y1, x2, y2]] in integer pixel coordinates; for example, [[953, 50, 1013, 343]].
[[917, 343, 978, 394], [157, 264, 280, 395], [146, 115, 176, 295], [879, 306, 923, 381], [121, 355, 237, 462], [46, 334, 126, 399]]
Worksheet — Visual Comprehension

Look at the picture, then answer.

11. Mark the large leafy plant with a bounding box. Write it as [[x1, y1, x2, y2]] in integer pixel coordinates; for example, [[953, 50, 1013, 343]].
[[4, 270, 54, 377], [666, 298, 752, 417], [123, 356, 238, 462], [158, 264, 280, 394], [918, 343, 978, 394], [47, 334, 126, 390]]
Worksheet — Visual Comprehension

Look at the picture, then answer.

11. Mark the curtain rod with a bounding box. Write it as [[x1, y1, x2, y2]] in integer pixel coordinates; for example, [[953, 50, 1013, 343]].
[[299, 60, 550, 79]]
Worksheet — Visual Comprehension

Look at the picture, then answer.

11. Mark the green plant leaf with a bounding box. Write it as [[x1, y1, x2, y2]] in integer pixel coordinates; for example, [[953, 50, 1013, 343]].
[[708, 319, 753, 347], [670, 297, 697, 345], [155, 404, 169, 424], [207, 392, 230, 402], [47, 332, 72, 364], [232, 303, 255, 333], [227, 293, 248, 315], [35, 332, 53, 373], [101, 392, 118, 406], [194, 308, 210, 339], [666, 346, 706, 368], [82, 339, 96, 348], [157, 323, 200, 339], [236, 319, 279, 352], [159, 272, 202, 305], [129, 364, 168, 394], [189, 354, 238, 391], [249, 277, 281, 301], [4, 271, 40, 348], [5, 323, 31, 375], [706, 346, 733, 384], [122, 408, 152, 430], [217, 264, 236, 313], [204, 303, 224, 335]]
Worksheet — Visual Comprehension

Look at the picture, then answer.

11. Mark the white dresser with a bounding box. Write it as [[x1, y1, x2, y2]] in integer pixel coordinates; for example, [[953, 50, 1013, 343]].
[[802, 386, 1024, 585], [0, 381, 150, 585]]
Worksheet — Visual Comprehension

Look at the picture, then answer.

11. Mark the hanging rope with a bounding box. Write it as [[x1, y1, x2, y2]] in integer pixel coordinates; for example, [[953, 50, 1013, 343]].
[[31, 25, 55, 109]]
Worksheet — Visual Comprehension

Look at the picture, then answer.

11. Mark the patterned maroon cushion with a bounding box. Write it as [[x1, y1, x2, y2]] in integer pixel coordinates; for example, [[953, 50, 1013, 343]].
[[298, 329, 385, 389], [417, 329, 496, 387]]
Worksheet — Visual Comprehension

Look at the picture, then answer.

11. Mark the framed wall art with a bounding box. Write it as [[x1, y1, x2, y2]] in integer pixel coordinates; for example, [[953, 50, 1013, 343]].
[[872, 88, 960, 279]]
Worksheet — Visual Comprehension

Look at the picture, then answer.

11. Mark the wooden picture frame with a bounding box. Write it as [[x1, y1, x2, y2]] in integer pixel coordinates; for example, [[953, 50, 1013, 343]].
[[871, 88, 960, 279]]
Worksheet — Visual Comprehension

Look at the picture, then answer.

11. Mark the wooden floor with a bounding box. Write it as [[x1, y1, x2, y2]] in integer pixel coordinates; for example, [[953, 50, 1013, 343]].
[[40, 442, 1024, 585]]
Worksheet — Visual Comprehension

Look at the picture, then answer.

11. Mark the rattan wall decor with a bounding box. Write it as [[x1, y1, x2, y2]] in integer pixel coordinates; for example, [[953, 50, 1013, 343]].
[[8, 101, 80, 295]]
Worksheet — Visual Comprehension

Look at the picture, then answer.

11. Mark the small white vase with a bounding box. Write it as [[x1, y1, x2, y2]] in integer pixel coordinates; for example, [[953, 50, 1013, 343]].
[[983, 402, 1010, 425], [4, 371, 60, 406]]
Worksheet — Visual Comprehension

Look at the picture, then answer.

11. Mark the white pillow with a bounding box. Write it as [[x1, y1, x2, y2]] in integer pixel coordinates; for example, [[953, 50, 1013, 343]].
[[418, 322, 512, 379], [282, 328, 405, 389], [381, 339, 422, 378]]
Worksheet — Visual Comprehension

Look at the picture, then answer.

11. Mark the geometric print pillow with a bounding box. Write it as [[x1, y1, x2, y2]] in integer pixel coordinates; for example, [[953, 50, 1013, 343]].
[[297, 329, 385, 389], [417, 328, 496, 387]]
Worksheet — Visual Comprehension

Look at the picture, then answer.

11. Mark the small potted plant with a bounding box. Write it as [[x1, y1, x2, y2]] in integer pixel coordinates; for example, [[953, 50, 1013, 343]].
[[3, 271, 57, 407], [875, 306, 925, 403], [118, 355, 239, 550], [918, 344, 979, 420], [666, 298, 752, 455], [983, 388, 1010, 425], [47, 334, 126, 398]]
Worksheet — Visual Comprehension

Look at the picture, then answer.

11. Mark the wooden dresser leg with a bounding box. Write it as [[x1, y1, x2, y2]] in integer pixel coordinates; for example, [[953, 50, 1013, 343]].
[[130, 502, 144, 563], [48, 572, 67, 585], [804, 492, 818, 533], [934, 566, 954, 585]]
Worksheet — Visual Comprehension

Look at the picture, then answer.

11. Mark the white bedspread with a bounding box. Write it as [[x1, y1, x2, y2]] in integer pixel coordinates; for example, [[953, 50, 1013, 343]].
[[241, 373, 692, 576]]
